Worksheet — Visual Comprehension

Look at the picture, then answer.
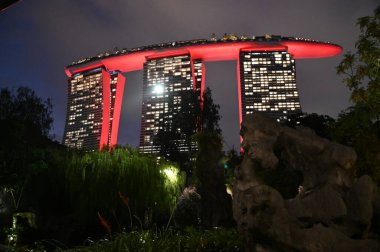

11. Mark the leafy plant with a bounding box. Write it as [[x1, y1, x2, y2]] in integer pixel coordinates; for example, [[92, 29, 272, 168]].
[[335, 7, 380, 185], [65, 147, 185, 233], [336, 6, 380, 122]]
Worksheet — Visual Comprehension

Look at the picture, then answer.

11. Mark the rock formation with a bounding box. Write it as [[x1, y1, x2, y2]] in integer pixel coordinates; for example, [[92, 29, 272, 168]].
[[233, 113, 380, 252], [173, 186, 202, 227]]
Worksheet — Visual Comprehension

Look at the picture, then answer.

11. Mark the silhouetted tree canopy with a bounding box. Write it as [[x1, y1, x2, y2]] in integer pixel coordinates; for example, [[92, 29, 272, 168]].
[[336, 6, 380, 122], [201, 87, 221, 134], [335, 7, 380, 184], [333, 106, 380, 184], [0, 86, 53, 140], [154, 87, 221, 175], [280, 113, 335, 140], [0, 86, 55, 187]]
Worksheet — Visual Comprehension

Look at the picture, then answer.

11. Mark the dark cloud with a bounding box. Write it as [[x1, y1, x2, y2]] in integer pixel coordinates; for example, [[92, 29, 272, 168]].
[[0, 0, 378, 149]]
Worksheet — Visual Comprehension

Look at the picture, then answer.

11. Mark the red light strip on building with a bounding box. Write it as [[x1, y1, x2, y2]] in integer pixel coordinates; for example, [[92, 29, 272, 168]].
[[240, 45, 288, 52], [110, 73, 126, 147], [66, 63, 104, 78], [236, 57, 243, 149], [65, 41, 342, 76], [100, 69, 111, 149], [200, 63, 206, 108], [190, 57, 198, 91], [146, 49, 190, 60]]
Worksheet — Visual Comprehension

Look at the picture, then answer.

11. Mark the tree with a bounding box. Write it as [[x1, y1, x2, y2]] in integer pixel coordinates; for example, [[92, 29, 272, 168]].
[[333, 106, 380, 184], [0, 86, 54, 187], [193, 131, 234, 227], [280, 112, 336, 140], [200, 87, 221, 134], [336, 6, 380, 122], [335, 7, 380, 184], [154, 87, 221, 175], [154, 90, 201, 173], [222, 148, 242, 188], [0, 87, 53, 140]]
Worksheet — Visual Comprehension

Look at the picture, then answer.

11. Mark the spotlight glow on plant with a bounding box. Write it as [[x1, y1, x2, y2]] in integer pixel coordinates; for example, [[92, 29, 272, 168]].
[[162, 167, 178, 184], [153, 84, 164, 94]]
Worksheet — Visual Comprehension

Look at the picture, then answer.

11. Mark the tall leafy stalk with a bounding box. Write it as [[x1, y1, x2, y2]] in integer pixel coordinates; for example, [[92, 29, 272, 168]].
[[65, 146, 185, 230]]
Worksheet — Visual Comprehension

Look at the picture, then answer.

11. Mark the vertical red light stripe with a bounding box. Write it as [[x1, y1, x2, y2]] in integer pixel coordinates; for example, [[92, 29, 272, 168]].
[[110, 74, 126, 147], [190, 57, 198, 91], [100, 69, 111, 150], [236, 57, 244, 151], [201, 63, 206, 102], [236, 58, 243, 129]]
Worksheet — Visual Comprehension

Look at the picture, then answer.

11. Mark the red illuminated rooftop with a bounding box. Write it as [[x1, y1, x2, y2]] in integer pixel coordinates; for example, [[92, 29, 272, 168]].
[[65, 35, 342, 77]]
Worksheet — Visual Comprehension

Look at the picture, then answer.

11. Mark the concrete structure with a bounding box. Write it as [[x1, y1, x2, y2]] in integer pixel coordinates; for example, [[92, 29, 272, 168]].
[[63, 35, 342, 151]]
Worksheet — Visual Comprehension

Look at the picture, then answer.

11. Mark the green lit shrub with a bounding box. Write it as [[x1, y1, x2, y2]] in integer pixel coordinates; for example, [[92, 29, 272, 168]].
[[65, 146, 185, 233]]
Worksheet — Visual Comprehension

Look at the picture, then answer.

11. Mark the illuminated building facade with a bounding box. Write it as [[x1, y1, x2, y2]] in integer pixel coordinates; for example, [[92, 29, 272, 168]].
[[139, 54, 203, 154], [239, 50, 301, 119], [63, 35, 342, 151], [63, 68, 125, 151]]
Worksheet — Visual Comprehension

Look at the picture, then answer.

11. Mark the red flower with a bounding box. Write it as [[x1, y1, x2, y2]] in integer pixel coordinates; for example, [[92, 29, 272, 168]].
[[97, 211, 111, 234], [118, 191, 130, 206]]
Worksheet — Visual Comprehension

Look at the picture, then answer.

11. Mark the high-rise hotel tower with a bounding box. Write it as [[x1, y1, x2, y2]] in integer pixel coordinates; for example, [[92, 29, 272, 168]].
[[139, 54, 203, 154], [239, 50, 301, 119], [63, 68, 124, 151], [63, 35, 342, 151]]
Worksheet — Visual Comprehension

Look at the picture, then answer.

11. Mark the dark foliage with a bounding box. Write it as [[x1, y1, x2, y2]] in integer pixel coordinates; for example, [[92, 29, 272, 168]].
[[223, 148, 242, 187], [335, 7, 380, 185], [0, 86, 237, 250], [62, 227, 243, 252], [193, 132, 234, 228], [336, 6, 380, 121], [65, 148, 184, 235], [201, 87, 221, 134], [154, 87, 221, 176], [154, 90, 201, 174], [0, 86, 55, 188], [280, 112, 336, 140], [0, 87, 53, 138], [333, 106, 380, 184]]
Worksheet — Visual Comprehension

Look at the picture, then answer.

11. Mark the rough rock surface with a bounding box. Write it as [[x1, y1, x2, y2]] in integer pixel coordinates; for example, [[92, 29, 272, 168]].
[[173, 186, 202, 227], [233, 113, 380, 252]]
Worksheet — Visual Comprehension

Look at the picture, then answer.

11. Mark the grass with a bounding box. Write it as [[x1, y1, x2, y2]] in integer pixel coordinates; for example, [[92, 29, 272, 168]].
[[61, 227, 243, 252], [65, 147, 185, 229]]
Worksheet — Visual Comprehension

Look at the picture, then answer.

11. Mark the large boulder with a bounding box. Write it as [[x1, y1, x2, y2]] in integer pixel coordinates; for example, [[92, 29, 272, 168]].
[[233, 113, 380, 251], [173, 186, 202, 228], [286, 184, 347, 226]]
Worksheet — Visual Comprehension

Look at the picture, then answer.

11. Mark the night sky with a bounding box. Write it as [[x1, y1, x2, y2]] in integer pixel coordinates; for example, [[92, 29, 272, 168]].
[[0, 0, 378, 150]]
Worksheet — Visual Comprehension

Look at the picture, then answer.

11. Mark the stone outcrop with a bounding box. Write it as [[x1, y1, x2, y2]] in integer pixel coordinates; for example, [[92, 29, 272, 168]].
[[173, 186, 202, 228], [233, 113, 380, 252]]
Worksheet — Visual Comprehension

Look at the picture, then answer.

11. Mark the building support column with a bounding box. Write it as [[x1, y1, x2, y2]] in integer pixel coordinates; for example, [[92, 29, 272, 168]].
[[99, 69, 111, 149], [236, 56, 244, 151], [236, 56, 243, 128], [190, 57, 206, 100], [200, 63, 206, 106], [190, 58, 198, 91], [110, 73, 126, 147]]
